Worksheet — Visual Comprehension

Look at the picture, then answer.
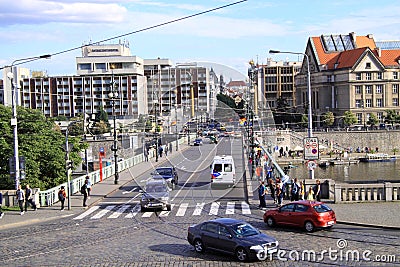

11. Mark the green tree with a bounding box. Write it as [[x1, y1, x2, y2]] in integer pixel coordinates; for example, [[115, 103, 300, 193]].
[[343, 111, 358, 126], [384, 109, 400, 126], [300, 114, 308, 128], [367, 113, 379, 128], [322, 112, 334, 127], [91, 106, 110, 134]]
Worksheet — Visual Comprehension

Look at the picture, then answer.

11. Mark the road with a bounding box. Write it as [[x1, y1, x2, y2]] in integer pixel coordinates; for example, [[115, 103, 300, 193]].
[[1, 137, 399, 266]]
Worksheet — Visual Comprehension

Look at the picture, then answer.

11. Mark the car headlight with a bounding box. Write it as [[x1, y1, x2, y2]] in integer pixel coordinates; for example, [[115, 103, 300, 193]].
[[250, 245, 263, 251]]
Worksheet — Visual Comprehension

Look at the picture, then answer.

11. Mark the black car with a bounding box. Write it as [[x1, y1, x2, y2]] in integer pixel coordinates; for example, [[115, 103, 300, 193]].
[[187, 218, 278, 262], [152, 166, 178, 189]]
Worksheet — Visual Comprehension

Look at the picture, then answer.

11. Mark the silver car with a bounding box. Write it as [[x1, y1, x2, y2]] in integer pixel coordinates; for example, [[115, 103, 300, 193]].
[[140, 179, 171, 212]]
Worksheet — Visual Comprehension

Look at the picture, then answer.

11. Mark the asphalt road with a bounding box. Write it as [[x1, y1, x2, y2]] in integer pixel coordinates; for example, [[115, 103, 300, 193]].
[[1, 137, 399, 266]]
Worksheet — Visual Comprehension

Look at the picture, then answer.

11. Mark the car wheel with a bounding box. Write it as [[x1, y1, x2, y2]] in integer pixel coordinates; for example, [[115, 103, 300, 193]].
[[166, 204, 171, 211], [266, 217, 275, 227], [304, 221, 315, 232], [235, 247, 248, 262], [193, 239, 204, 253]]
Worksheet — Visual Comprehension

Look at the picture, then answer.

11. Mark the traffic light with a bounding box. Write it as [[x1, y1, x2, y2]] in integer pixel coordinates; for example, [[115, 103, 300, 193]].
[[66, 160, 73, 170]]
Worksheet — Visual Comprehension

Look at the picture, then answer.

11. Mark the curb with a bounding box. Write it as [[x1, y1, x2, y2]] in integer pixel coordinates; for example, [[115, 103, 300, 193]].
[[337, 221, 400, 230]]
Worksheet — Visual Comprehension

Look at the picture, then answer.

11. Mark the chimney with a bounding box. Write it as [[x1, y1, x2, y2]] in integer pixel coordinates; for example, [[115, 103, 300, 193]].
[[377, 47, 381, 57]]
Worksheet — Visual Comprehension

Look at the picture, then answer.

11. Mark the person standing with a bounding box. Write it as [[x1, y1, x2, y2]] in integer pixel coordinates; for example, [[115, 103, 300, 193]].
[[300, 181, 305, 200], [275, 183, 283, 207], [58, 186, 67, 210], [85, 176, 92, 199], [0, 192, 4, 219], [25, 184, 37, 211], [290, 178, 300, 201], [81, 180, 88, 207], [268, 178, 276, 204], [307, 187, 315, 201], [313, 180, 321, 201], [16, 185, 25, 215], [257, 181, 266, 209]]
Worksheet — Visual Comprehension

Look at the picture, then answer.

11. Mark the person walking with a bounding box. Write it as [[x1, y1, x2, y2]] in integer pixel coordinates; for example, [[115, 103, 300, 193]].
[[58, 186, 67, 210], [85, 176, 92, 199], [0, 192, 4, 219], [81, 180, 88, 207], [267, 178, 276, 204], [25, 184, 37, 211], [300, 181, 305, 200], [16, 184, 25, 215], [290, 178, 300, 201], [307, 187, 315, 201], [257, 181, 267, 209], [275, 183, 283, 207]]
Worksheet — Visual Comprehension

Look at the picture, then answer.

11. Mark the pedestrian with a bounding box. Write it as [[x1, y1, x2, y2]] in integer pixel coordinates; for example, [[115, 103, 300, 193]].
[[25, 184, 37, 211], [290, 178, 300, 201], [0, 192, 4, 219], [58, 186, 67, 210], [81, 180, 88, 207], [300, 181, 305, 200], [85, 176, 92, 199], [158, 145, 163, 157], [307, 187, 314, 201], [169, 142, 173, 153], [313, 180, 321, 201], [275, 183, 283, 207], [144, 147, 149, 162], [268, 178, 276, 204], [257, 181, 266, 209], [16, 184, 25, 215]]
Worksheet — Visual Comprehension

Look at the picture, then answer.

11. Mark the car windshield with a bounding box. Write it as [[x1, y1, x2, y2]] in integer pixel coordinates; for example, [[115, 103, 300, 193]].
[[231, 223, 259, 237], [156, 169, 172, 176], [146, 185, 167, 193], [313, 204, 332, 213]]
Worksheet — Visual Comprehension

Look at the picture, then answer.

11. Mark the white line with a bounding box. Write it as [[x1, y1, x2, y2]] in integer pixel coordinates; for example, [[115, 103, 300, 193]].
[[91, 205, 116, 219], [209, 202, 220, 215], [193, 203, 205, 216], [241, 201, 251, 214], [175, 203, 188, 217], [141, 211, 153, 218], [108, 204, 130, 218], [226, 202, 235, 215], [159, 204, 175, 217], [73, 206, 100, 220], [125, 204, 140, 218]]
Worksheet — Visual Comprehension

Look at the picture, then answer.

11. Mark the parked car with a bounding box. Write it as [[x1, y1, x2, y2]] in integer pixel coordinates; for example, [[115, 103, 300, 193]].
[[263, 200, 336, 232], [151, 166, 178, 189], [140, 179, 171, 212], [193, 138, 203, 146], [187, 218, 278, 262]]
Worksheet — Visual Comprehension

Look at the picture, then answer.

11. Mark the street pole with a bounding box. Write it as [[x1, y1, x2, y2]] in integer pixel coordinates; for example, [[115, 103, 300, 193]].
[[269, 49, 314, 179], [155, 100, 159, 162], [175, 104, 178, 151], [108, 76, 119, 184]]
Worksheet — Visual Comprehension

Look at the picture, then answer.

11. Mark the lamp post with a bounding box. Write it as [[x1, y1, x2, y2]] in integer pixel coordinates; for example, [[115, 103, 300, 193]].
[[108, 78, 119, 185], [5, 54, 51, 189], [269, 49, 314, 179], [65, 120, 81, 210], [154, 98, 159, 162], [248, 61, 257, 180]]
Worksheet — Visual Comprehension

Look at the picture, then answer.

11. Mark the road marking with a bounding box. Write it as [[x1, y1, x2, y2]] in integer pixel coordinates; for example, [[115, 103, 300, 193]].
[[159, 204, 175, 217], [142, 211, 153, 218], [241, 201, 251, 214], [108, 204, 130, 218], [122, 187, 137, 195], [125, 204, 140, 218], [226, 202, 235, 215], [193, 203, 205, 216], [73, 206, 100, 220], [175, 203, 188, 217], [209, 202, 220, 215], [91, 205, 115, 219]]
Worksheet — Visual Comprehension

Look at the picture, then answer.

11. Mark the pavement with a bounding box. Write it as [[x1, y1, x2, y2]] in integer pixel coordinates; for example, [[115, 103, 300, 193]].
[[1, 143, 400, 230]]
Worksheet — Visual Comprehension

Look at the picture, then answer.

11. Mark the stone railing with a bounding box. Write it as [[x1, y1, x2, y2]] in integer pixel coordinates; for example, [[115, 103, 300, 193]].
[[334, 182, 400, 203]]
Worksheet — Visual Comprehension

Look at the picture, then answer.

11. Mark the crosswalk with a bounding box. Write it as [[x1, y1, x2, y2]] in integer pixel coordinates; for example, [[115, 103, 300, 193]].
[[73, 201, 252, 220]]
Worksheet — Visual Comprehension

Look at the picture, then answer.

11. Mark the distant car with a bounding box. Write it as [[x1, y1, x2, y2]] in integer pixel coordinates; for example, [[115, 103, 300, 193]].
[[140, 179, 171, 212], [187, 218, 278, 262], [152, 166, 178, 189], [193, 138, 203, 146], [263, 200, 336, 232]]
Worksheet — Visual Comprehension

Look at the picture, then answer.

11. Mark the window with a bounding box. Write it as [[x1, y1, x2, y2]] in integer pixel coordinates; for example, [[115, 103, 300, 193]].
[[355, 99, 362, 108], [393, 98, 399, 106], [219, 226, 230, 236], [393, 84, 399, 94], [366, 73, 372, 80], [356, 73, 362, 80], [377, 112, 383, 121], [356, 113, 362, 124], [355, 85, 362, 94], [280, 204, 295, 212], [202, 223, 218, 234], [376, 98, 383, 107], [327, 75, 334, 82], [224, 164, 232, 172], [394, 72, 398, 80], [377, 72, 383, 79], [366, 99, 372, 108], [313, 204, 332, 213], [366, 62, 371, 69], [365, 85, 372, 94], [376, 85, 383, 94], [294, 204, 308, 212]]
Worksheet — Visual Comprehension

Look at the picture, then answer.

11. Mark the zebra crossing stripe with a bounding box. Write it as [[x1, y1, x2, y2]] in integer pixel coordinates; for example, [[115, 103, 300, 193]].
[[193, 203, 205, 216], [159, 204, 175, 217], [241, 201, 251, 214], [142, 211, 153, 218], [209, 202, 220, 215], [91, 205, 116, 219], [176, 203, 188, 217], [108, 204, 130, 218], [125, 204, 140, 218], [226, 202, 235, 215], [73, 206, 100, 220]]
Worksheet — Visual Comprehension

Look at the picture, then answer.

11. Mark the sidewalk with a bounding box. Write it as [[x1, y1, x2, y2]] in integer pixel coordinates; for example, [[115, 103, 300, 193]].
[[0, 146, 185, 230]]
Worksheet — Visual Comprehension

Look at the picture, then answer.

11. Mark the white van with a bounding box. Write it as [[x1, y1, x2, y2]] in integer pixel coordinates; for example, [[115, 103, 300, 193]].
[[210, 155, 236, 185]]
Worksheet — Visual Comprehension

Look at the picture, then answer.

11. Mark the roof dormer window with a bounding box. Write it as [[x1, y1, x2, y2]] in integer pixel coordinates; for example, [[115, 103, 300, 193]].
[[366, 62, 371, 69]]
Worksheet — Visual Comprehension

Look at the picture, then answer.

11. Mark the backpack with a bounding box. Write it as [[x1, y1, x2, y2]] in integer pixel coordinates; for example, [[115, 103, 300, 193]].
[[58, 190, 65, 201], [80, 185, 86, 194]]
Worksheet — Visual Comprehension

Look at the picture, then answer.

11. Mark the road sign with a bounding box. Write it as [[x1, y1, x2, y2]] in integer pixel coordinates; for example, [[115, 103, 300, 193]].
[[303, 137, 319, 160], [307, 160, 317, 170]]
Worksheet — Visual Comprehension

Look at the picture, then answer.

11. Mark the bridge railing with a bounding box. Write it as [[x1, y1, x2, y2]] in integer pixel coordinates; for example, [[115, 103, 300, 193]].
[[334, 182, 400, 203]]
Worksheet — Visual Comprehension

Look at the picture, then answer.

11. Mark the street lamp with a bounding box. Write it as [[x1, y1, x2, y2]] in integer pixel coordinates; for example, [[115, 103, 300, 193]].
[[248, 61, 257, 180], [154, 98, 159, 162], [108, 78, 119, 185], [269, 49, 314, 179], [5, 54, 51, 189], [65, 120, 81, 210]]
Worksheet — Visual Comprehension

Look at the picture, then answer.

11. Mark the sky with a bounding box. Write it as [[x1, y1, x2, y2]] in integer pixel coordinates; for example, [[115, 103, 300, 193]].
[[1, 0, 400, 80]]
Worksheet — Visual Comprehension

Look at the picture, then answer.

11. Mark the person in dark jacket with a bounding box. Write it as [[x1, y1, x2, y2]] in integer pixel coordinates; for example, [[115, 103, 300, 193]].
[[25, 184, 37, 211]]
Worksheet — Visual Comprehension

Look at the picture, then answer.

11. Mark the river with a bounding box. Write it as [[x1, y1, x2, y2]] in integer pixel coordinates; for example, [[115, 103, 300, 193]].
[[288, 161, 400, 183]]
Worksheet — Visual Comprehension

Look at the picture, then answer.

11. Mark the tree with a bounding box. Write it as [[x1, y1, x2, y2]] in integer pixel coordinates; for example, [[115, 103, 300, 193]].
[[367, 113, 379, 128], [300, 114, 308, 128], [322, 112, 334, 127], [343, 111, 358, 126], [384, 109, 400, 126], [91, 106, 110, 134]]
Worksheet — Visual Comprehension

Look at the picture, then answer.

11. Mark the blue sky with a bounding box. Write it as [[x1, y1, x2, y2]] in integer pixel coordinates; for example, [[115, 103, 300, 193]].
[[1, 0, 400, 80]]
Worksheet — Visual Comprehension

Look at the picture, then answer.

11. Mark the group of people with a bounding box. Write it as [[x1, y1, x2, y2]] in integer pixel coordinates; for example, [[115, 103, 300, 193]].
[[57, 175, 92, 210], [258, 178, 322, 209], [15, 184, 37, 215]]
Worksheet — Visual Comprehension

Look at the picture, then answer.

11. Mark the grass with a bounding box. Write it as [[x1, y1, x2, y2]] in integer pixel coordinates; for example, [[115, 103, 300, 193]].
[[1, 206, 20, 211]]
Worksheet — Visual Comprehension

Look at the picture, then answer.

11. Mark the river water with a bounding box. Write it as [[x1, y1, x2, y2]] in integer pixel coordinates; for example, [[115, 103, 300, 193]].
[[288, 161, 400, 183]]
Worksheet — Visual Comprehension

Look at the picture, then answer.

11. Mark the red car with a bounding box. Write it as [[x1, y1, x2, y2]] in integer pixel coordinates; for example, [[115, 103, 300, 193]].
[[263, 200, 336, 232]]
